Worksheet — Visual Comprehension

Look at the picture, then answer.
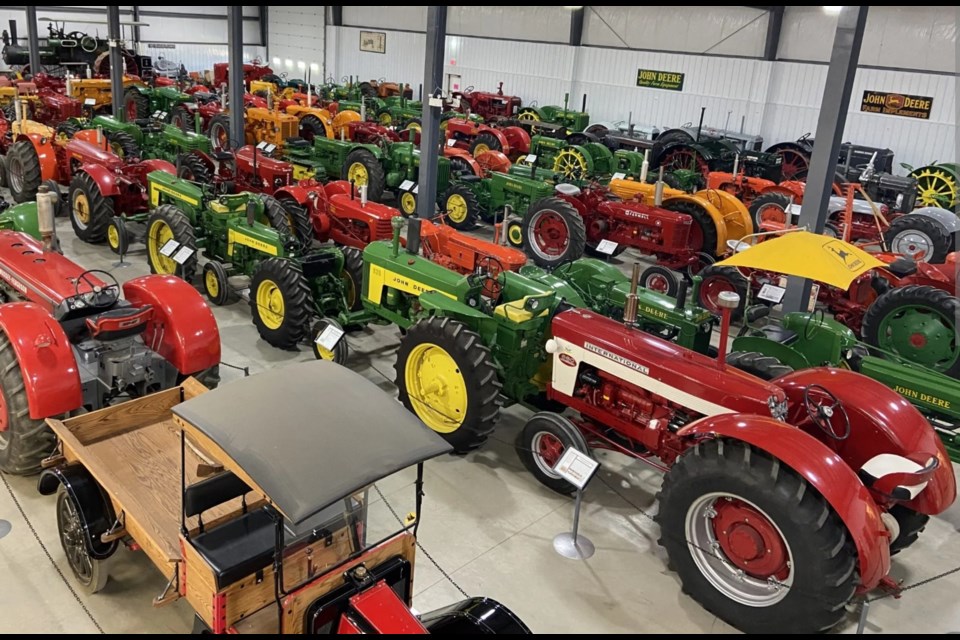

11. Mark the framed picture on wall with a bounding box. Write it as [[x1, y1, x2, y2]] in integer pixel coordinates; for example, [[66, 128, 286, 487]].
[[360, 31, 386, 54]]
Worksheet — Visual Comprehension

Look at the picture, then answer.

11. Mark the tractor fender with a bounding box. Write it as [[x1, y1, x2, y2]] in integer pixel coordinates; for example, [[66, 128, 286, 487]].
[[420, 597, 530, 634], [500, 126, 530, 155], [765, 139, 814, 154], [20, 133, 58, 182], [662, 194, 728, 255], [127, 84, 149, 97], [478, 125, 510, 152], [475, 150, 512, 175], [137, 158, 177, 176], [678, 413, 890, 591], [0, 302, 82, 419], [693, 188, 754, 241], [77, 162, 122, 197], [775, 367, 956, 516], [37, 465, 118, 560], [909, 207, 960, 235], [275, 183, 330, 238], [122, 276, 221, 375], [322, 180, 353, 199], [444, 148, 482, 177]]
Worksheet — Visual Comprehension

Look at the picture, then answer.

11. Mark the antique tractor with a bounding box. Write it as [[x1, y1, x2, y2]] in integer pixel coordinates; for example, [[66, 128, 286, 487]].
[[74, 114, 213, 172], [655, 137, 783, 183], [905, 162, 960, 209], [0, 79, 81, 126], [0, 190, 220, 475], [206, 106, 300, 152], [582, 116, 661, 153], [212, 60, 276, 90], [765, 135, 893, 182], [444, 117, 530, 159], [521, 134, 646, 182], [517, 93, 590, 134], [66, 76, 142, 113], [451, 83, 522, 121], [359, 78, 413, 99], [121, 84, 194, 123]]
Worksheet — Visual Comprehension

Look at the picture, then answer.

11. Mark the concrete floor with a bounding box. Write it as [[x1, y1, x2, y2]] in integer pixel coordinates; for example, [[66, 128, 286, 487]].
[[2, 213, 960, 634]]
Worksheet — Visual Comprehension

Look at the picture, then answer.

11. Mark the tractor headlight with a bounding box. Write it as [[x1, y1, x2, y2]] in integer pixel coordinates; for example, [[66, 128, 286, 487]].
[[768, 396, 788, 422]]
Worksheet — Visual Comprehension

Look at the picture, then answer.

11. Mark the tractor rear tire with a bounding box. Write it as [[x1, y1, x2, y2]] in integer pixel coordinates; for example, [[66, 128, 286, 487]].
[[3, 101, 33, 122], [146, 205, 198, 281], [522, 197, 587, 268], [657, 440, 857, 634], [640, 265, 680, 297], [726, 351, 794, 380], [516, 412, 590, 495], [249, 258, 312, 350], [55, 120, 81, 140], [469, 132, 502, 157], [177, 153, 212, 184], [207, 113, 232, 151], [395, 316, 502, 452], [749, 192, 793, 231], [341, 149, 385, 203], [0, 155, 7, 189], [105, 130, 139, 161], [275, 197, 314, 247], [170, 105, 192, 133], [260, 194, 294, 238], [0, 328, 56, 474], [298, 114, 327, 142], [887, 504, 929, 555], [68, 172, 114, 243], [340, 246, 365, 313], [697, 265, 748, 320], [882, 215, 950, 264], [358, 82, 375, 98], [861, 285, 960, 377], [448, 156, 477, 180], [441, 183, 481, 231], [122, 87, 149, 121], [6, 140, 43, 203], [663, 200, 719, 258]]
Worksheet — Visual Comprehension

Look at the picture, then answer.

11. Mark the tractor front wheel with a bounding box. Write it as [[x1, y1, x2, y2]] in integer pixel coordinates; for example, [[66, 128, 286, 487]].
[[882, 215, 950, 264], [341, 149, 385, 202], [202, 261, 231, 306], [656, 439, 857, 634], [6, 140, 43, 203], [207, 114, 232, 151], [146, 205, 198, 280], [122, 87, 149, 121], [441, 183, 481, 231], [340, 246, 365, 313], [68, 172, 114, 243], [640, 265, 680, 297], [395, 316, 501, 452], [469, 132, 502, 157], [0, 328, 55, 474], [697, 265, 748, 319], [177, 153, 212, 184], [516, 412, 590, 494], [521, 197, 586, 268], [249, 258, 312, 350], [106, 217, 128, 256], [310, 318, 349, 364]]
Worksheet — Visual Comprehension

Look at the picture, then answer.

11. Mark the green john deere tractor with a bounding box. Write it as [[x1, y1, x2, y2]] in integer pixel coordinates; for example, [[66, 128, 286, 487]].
[[522, 134, 645, 182], [517, 93, 590, 133], [121, 84, 195, 124]]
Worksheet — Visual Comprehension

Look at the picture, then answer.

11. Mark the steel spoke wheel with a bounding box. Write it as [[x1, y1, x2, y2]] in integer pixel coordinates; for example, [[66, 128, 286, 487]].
[[57, 489, 108, 593]]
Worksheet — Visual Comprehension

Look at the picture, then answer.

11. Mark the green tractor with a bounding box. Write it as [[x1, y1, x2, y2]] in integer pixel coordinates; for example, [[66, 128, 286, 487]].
[[122, 84, 195, 125], [523, 134, 645, 182], [0, 199, 51, 240], [517, 93, 590, 133], [143, 171, 364, 351]]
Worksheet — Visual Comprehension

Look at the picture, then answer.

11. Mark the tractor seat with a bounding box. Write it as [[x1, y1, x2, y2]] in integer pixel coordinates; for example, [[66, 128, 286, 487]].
[[190, 509, 276, 590], [301, 252, 339, 279], [458, 175, 481, 183], [554, 183, 581, 196], [758, 325, 797, 345], [887, 257, 917, 278], [285, 137, 310, 148], [192, 92, 217, 103], [85, 306, 153, 341], [135, 118, 153, 127], [212, 151, 235, 162]]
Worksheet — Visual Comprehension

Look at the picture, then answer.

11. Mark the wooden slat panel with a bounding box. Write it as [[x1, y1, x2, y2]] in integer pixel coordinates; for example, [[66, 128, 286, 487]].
[[67, 388, 184, 445]]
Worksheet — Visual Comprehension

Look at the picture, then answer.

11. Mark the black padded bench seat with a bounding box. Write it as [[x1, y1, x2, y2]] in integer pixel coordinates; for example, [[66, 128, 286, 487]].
[[190, 509, 276, 590]]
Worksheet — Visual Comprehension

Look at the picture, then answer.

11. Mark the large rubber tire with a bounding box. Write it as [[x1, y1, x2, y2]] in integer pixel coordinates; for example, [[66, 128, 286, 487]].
[[105, 130, 139, 161], [395, 316, 501, 453], [122, 87, 149, 121], [260, 194, 293, 238], [276, 197, 315, 247], [0, 328, 55, 474], [441, 183, 481, 231], [887, 504, 929, 555], [56, 488, 109, 593], [521, 197, 587, 268], [3, 101, 33, 122], [6, 140, 42, 203], [656, 439, 857, 634], [697, 265, 748, 320], [207, 113, 232, 151], [749, 192, 793, 231], [0, 156, 7, 189], [177, 153, 212, 184], [249, 258, 312, 350], [861, 285, 960, 377], [639, 265, 680, 297], [516, 412, 590, 494], [340, 149, 385, 203], [468, 132, 502, 157], [882, 215, 950, 264], [663, 200, 719, 258], [310, 318, 349, 364], [68, 172, 114, 243], [725, 351, 794, 380], [55, 120, 81, 140], [298, 114, 327, 142], [340, 246, 365, 312], [170, 105, 193, 133], [145, 205, 198, 281]]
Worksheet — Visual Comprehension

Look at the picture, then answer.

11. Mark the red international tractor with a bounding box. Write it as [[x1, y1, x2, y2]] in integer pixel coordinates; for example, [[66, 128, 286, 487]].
[[0, 79, 82, 127], [444, 117, 530, 160], [0, 206, 220, 475], [518, 289, 954, 633], [212, 60, 275, 90], [451, 83, 522, 121]]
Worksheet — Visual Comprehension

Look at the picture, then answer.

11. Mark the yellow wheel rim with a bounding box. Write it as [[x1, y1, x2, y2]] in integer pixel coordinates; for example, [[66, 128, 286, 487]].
[[518, 109, 541, 122], [472, 143, 490, 157], [400, 192, 417, 216], [404, 342, 467, 434], [147, 219, 177, 274], [73, 192, 90, 225], [341, 272, 357, 309], [205, 269, 220, 299], [347, 162, 369, 186], [407, 122, 421, 133], [553, 148, 589, 180], [912, 168, 958, 208], [508, 223, 523, 246], [378, 112, 392, 126], [256, 279, 285, 330], [316, 342, 336, 361], [447, 193, 468, 224], [107, 224, 119, 249]]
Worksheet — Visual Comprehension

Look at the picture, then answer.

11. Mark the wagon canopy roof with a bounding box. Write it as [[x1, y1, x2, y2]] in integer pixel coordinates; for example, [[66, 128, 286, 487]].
[[172, 361, 451, 525]]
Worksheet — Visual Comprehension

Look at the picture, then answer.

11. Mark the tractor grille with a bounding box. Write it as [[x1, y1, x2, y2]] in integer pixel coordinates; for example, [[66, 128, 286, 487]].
[[436, 158, 451, 189], [375, 218, 394, 241], [281, 119, 298, 142]]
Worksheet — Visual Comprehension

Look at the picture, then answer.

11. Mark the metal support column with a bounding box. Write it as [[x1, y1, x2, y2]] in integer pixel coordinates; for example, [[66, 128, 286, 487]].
[[569, 7, 585, 47], [132, 6, 142, 45], [415, 6, 447, 220], [331, 7, 343, 28], [763, 7, 783, 61], [24, 6, 41, 76], [782, 6, 868, 313], [227, 6, 246, 148], [107, 5, 125, 121]]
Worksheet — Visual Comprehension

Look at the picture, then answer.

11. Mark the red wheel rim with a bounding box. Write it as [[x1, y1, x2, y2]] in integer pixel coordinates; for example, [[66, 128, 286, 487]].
[[125, 99, 138, 122], [530, 210, 570, 258], [712, 497, 790, 580], [662, 148, 709, 177], [536, 432, 565, 469], [777, 149, 809, 181], [757, 203, 787, 227], [213, 124, 228, 151], [644, 273, 670, 293], [700, 276, 736, 314]]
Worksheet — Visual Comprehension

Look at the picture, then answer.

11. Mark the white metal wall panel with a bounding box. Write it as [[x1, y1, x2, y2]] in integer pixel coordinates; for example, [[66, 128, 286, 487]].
[[342, 7, 426, 33], [136, 43, 267, 75], [268, 7, 326, 80], [327, 26, 425, 88], [583, 6, 768, 58], [447, 7, 571, 44], [139, 16, 261, 45]]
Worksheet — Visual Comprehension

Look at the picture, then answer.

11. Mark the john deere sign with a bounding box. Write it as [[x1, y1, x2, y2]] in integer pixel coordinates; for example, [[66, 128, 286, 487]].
[[636, 68, 684, 92], [861, 91, 932, 120]]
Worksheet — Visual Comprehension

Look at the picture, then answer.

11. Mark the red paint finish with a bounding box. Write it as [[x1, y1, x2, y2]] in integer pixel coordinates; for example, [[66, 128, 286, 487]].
[[122, 276, 220, 375], [22, 133, 59, 182], [0, 230, 106, 307], [0, 302, 82, 419], [348, 581, 427, 634], [74, 162, 121, 197], [712, 497, 790, 580], [66, 135, 119, 169], [678, 413, 891, 591], [212, 592, 227, 634], [775, 368, 956, 515]]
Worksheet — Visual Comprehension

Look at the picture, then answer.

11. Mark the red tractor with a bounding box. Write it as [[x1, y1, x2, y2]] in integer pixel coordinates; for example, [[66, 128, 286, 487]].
[[452, 83, 522, 121], [0, 79, 82, 127], [0, 222, 220, 475], [518, 291, 954, 633], [212, 60, 275, 90], [444, 117, 530, 160]]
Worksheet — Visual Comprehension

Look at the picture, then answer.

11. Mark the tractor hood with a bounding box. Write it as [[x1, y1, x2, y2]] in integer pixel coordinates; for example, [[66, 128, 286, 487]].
[[550, 308, 786, 419], [65, 138, 123, 171]]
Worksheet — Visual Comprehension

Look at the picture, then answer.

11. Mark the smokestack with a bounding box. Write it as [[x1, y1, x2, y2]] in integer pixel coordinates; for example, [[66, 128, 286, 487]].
[[623, 263, 640, 326], [37, 184, 57, 252], [406, 217, 421, 256]]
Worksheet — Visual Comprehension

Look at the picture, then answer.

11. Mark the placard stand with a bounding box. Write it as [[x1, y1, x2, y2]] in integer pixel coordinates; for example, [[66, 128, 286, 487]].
[[551, 447, 599, 560], [553, 487, 595, 560]]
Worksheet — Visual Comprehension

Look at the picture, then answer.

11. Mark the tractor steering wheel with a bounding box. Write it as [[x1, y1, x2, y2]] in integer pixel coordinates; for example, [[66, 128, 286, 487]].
[[803, 307, 826, 340], [464, 86, 474, 93], [74, 269, 121, 310], [472, 256, 505, 300], [802, 384, 851, 441]]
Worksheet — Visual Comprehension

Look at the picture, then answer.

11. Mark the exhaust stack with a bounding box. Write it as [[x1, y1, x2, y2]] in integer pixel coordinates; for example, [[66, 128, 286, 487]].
[[654, 167, 664, 206], [37, 185, 57, 252], [623, 263, 640, 326], [715, 291, 741, 370]]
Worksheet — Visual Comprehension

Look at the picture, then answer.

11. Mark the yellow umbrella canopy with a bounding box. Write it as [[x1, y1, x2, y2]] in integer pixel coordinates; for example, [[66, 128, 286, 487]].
[[716, 231, 887, 290]]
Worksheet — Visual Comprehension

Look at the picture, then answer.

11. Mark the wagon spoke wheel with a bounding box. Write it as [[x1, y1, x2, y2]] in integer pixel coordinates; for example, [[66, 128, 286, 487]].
[[552, 147, 590, 181], [909, 166, 959, 209], [775, 149, 810, 181], [57, 489, 108, 593], [660, 146, 710, 178]]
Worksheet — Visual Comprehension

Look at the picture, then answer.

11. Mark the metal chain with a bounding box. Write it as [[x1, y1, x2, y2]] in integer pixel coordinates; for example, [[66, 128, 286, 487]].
[[1, 473, 105, 634]]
